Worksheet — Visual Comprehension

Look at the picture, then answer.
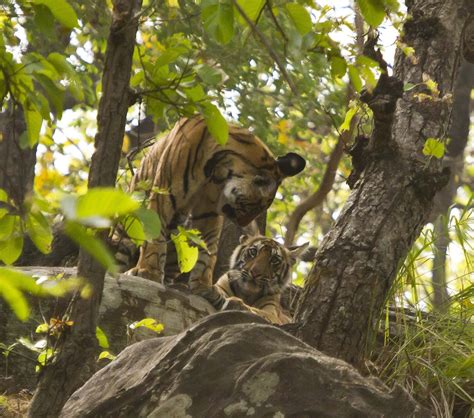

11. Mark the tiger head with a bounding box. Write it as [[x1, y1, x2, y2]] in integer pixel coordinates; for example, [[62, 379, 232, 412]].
[[227, 235, 309, 304], [210, 151, 306, 227]]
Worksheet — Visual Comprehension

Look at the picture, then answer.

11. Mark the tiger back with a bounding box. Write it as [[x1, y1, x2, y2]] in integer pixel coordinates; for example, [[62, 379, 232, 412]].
[[126, 117, 306, 295], [210, 235, 309, 325]]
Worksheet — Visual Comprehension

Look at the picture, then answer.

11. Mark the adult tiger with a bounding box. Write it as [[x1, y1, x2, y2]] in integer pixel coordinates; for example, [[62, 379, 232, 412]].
[[126, 117, 306, 294], [210, 235, 308, 325]]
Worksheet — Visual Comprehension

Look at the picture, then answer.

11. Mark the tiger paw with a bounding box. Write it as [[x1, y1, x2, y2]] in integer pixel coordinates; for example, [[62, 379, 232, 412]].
[[124, 267, 162, 282], [222, 297, 248, 311]]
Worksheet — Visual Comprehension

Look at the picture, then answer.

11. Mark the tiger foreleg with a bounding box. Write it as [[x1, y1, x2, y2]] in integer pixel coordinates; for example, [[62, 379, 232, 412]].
[[125, 236, 167, 283], [188, 206, 223, 295]]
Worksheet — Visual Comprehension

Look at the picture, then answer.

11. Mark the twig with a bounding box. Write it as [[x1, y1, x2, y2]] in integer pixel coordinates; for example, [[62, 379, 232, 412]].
[[231, 0, 298, 95]]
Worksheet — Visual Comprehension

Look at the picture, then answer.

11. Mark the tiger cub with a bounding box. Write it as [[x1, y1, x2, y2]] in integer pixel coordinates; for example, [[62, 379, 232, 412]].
[[209, 235, 308, 325], [126, 117, 306, 295]]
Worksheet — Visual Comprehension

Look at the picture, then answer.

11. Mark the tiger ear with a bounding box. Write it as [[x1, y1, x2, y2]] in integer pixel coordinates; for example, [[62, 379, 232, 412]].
[[239, 234, 249, 244], [276, 153, 306, 177], [288, 242, 310, 263]]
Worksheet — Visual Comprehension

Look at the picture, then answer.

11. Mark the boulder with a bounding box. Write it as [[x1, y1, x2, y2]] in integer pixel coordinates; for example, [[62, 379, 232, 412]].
[[61, 311, 427, 418]]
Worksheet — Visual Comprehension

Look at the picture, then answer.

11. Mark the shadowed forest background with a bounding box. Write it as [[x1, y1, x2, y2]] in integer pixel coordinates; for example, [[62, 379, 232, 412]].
[[0, 0, 472, 416]]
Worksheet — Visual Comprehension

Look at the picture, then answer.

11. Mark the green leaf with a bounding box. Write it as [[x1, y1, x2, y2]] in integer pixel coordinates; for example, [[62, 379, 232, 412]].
[[195, 64, 226, 86], [202, 104, 228, 145], [129, 318, 164, 334], [26, 211, 52, 254], [96, 327, 109, 349], [0, 188, 8, 202], [171, 231, 199, 273], [70, 188, 140, 225], [0, 235, 23, 265], [123, 215, 146, 245], [183, 85, 207, 102], [64, 222, 118, 274], [236, 0, 265, 23], [202, 2, 234, 45], [177, 226, 208, 251], [0, 273, 30, 320], [286, 3, 312, 36], [422, 138, 445, 159], [330, 55, 347, 79], [0, 215, 18, 240], [134, 207, 161, 240], [32, 0, 78, 29], [22, 106, 42, 148], [339, 105, 359, 132], [348, 65, 363, 92], [403, 82, 417, 91], [47, 52, 74, 76], [356, 0, 385, 28]]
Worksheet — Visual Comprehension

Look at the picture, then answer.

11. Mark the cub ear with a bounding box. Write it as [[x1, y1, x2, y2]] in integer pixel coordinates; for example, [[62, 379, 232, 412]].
[[276, 153, 306, 177], [288, 242, 310, 263], [239, 234, 249, 244]]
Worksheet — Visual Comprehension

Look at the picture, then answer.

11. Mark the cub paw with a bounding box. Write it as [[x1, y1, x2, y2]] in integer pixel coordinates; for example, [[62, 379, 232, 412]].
[[222, 297, 248, 311]]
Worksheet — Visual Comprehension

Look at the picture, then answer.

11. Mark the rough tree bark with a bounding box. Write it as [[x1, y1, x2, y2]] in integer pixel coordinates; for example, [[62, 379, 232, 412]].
[[293, 0, 470, 366], [0, 105, 36, 208], [431, 59, 474, 311], [28, 1, 142, 416]]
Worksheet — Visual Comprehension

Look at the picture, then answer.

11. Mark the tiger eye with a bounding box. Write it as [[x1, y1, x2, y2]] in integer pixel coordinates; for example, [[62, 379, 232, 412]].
[[248, 247, 257, 257], [271, 255, 281, 267]]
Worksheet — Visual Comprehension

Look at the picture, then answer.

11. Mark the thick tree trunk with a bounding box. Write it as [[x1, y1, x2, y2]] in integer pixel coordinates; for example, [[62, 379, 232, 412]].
[[28, 1, 142, 416], [0, 105, 36, 207], [293, 0, 469, 366]]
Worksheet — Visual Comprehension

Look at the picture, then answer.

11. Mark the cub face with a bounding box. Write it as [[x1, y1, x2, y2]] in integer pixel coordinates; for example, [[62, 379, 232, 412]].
[[227, 235, 309, 305]]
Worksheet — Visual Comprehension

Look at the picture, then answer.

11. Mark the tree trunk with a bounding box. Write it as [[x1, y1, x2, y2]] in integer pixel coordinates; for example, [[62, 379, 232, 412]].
[[28, 1, 142, 416], [430, 59, 473, 311], [293, 0, 469, 367], [0, 104, 36, 207]]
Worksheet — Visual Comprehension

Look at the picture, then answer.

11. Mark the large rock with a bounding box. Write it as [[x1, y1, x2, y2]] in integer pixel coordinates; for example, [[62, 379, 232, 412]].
[[61, 311, 427, 418], [0, 267, 214, 392]]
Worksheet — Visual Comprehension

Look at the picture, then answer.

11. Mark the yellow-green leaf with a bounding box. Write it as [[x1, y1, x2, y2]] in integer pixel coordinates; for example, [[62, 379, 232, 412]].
[[129, 318, 164, 334], [171, 231, 199, 273], [96, 326, 109, 349], [98, 351, 116, 361], [339, 105, 359, 132], [422, 138, 445, 159]]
